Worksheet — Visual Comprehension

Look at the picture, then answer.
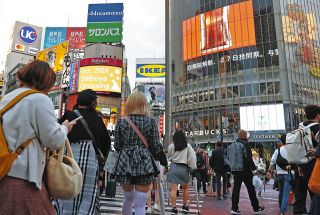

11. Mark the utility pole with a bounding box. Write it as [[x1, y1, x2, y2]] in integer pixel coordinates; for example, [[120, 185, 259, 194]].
[[164, 0, 171, 150]]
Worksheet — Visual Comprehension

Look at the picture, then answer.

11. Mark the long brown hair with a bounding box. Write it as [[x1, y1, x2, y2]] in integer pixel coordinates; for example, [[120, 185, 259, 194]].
[[16, 60, 56, 92]]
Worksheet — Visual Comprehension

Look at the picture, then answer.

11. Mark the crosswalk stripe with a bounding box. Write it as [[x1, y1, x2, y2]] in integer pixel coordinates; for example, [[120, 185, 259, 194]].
[[100, 185, 203, 214]]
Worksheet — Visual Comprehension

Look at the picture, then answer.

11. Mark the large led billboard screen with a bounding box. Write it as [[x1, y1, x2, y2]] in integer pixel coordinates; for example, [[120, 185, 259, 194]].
[[240, 104, 285, 131], [78, 66, 122, 93], [182, 0, 256, 61]]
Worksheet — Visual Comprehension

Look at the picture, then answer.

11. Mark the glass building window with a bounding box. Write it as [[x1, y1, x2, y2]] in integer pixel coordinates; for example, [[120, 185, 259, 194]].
[[260, 83, 267, 95], [267, 82, 274, 94]]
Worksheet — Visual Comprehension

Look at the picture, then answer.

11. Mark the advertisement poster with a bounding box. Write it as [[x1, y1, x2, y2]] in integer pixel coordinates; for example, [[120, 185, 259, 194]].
[[86, 3, 123, 43], [78, 66, 122, 93], [36, 41, 69, 72], [66, 27, 86, 49], [144, 84, 165, 108], [182, 0, 256, 61], [43, 27, 67, 49]]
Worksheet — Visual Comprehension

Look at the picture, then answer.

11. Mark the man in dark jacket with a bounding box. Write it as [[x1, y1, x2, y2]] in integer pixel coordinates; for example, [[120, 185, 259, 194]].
[[231, 129, 264, 215], [210, 141, 227, 200]]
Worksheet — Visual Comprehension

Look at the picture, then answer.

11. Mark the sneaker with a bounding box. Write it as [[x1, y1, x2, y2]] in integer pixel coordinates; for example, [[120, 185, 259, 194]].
[[153, 204, 160, 214], [254, 206, 265, 214], [231, 209, 242, 214], [217, 196, 223, 200], [170, 207, 178, 214], [146, 207, 153, 214], [223, 195, 228, 199], [182, 204, 189, 213]]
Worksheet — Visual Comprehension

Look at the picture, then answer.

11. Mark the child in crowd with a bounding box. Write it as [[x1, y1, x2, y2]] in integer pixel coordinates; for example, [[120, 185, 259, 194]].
[[252, 171, 263, 196]]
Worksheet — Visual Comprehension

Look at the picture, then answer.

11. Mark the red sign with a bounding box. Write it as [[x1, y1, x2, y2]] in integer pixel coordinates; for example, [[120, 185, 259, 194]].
[[159, 115, 164, 136], [66, 27, 86, 49], [80, 58, 122, 68]]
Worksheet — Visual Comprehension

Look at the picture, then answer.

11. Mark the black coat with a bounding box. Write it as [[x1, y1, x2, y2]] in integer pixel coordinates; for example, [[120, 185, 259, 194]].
[[210, 147, 225, 173], [60, 108, 111, 157]]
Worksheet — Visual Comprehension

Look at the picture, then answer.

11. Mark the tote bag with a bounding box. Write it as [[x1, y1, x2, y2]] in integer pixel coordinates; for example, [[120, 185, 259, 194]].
[[308, 158, 320, 196]]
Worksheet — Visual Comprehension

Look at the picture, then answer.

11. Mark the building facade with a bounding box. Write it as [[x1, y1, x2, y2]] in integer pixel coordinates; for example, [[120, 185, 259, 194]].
[[167, 0, 320, 159]]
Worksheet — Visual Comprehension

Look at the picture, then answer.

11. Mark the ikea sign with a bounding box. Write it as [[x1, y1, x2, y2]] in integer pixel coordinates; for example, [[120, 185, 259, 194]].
[[136, 64, 166, 78]]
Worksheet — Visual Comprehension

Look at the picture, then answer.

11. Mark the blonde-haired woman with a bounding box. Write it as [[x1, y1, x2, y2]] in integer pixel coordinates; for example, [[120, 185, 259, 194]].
[[114, 91, 165, 215]]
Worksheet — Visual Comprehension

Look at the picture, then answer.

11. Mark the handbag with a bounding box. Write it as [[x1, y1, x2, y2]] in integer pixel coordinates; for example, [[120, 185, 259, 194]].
[[45, 139, 83, 199], [123, 116, 159, 175], [308, 158, 320, 196], [104, 151, 120, 173], [74, 110, 106, 171]]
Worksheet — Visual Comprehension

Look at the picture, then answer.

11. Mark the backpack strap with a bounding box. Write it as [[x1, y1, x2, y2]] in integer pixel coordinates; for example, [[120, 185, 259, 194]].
[[0, 90, 41, 115], [0, 89, 41, 154], [299, 122, 319, 129]]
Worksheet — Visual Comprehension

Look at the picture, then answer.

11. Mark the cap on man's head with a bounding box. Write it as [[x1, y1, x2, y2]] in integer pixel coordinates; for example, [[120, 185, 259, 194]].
[[77, 89, 97, 106]]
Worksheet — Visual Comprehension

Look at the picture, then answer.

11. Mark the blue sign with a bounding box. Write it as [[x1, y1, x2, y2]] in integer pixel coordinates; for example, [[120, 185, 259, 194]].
[[43, 27, 67, 49], [20, 26, 38, 44], [87, 3, 123, 23]]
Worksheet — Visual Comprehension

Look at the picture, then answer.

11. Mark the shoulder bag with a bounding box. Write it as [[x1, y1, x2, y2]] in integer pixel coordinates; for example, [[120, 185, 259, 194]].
[[74, 110, 105, 171], [45, 139, 83, 199], [123, 116, 159, 175]]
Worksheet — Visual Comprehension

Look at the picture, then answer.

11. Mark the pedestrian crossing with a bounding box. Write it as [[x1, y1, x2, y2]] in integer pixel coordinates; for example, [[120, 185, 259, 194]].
[[100, 182, 204, 214]]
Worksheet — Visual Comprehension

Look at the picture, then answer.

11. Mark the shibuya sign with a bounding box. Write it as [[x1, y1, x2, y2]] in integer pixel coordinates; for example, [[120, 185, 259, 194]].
[[185, 129, 227, 137]]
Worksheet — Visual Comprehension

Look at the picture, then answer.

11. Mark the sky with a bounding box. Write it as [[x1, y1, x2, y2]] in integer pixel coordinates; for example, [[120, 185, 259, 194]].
[[0, 0, 165, 88]]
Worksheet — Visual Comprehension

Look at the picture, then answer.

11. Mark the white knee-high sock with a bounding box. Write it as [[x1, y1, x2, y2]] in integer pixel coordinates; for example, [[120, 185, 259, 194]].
[[134, 191, 148, 215], [122, 191, 134, 215]]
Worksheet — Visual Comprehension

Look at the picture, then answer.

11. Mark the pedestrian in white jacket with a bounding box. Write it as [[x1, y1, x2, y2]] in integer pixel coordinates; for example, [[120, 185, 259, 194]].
[[167, 130, 196, 214]]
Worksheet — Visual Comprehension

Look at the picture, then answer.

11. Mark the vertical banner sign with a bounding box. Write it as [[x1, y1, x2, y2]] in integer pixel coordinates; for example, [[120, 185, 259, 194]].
[[43, 27, 67, 49], [66, 27, 87, 49], [159, 115, 164, 137], [86, 3, 123, 43], [69, 61, 79, 93], [61, 53, 71, 88]]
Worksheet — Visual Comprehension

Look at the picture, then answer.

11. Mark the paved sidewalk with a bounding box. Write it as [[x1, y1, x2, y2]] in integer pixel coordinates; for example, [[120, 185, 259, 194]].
[[201, 184, 295, 215]]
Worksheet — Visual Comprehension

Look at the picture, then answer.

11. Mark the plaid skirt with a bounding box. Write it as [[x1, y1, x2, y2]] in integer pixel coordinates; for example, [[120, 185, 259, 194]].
[[55, 141, 99, 215], [0, 176, 55, 215], [114, 145, 158, 185]]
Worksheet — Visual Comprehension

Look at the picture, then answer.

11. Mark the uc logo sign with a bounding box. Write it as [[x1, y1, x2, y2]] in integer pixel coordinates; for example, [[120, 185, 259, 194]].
[[20, 26, 37, 44], [136, 64, 166, 78]]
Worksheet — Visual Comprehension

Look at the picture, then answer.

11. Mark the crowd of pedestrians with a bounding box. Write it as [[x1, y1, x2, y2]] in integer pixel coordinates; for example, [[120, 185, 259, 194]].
[[0, 60, 320, 215]]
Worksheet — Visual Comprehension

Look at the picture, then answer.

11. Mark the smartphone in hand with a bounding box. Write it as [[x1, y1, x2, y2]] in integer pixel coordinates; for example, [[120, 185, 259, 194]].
[[71, 116, 83, 123]]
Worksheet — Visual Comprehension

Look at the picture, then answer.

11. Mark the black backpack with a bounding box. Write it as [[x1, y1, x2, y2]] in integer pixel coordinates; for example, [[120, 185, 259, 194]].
[[196, 152, 205, 168], [276, 148, 289, 170]]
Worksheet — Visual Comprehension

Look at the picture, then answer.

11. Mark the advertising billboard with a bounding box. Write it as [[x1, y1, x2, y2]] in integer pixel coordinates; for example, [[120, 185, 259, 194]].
[[78, 66, 122, 93], [144, 84, 165, 108], [43, 27, 67, 49], [11, 21, 43, 56], [36, 41, 69, 72], [240, 104, 285, 131], [66, 27, 86, 49], [86, 3, 123, 43], [182, 0, 256, 61], [136, 64, 166, 78], [281, 1, 320, 77]]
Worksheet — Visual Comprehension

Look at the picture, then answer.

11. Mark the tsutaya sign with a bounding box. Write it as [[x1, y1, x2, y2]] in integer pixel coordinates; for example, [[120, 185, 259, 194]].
[[185, 129, 226, 137]]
